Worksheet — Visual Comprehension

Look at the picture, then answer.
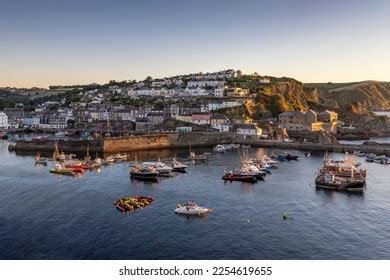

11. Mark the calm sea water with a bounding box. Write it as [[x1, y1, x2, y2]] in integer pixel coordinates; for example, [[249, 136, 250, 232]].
[[1, 140, 390, 260]]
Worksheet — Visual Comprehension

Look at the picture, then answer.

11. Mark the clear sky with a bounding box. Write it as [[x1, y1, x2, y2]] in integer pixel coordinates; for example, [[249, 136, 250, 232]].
[[1, 0, 389, 88]]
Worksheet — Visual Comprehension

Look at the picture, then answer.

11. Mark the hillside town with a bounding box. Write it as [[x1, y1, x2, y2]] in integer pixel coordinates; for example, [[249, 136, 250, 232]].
[[1, 69, 339, 142]]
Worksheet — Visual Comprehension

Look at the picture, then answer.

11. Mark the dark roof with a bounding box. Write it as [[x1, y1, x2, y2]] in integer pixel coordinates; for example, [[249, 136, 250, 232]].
[[147, 112, 164, 117], [237, 124, 258, 130], [279, 111, 300, 117], [211, 113, 228, 120]]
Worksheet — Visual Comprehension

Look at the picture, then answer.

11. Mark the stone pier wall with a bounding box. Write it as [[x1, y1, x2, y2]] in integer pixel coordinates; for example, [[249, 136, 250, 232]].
[[10, 139, 103, 152], [102, 132, 234, 152], [9, 132, 235, 153]]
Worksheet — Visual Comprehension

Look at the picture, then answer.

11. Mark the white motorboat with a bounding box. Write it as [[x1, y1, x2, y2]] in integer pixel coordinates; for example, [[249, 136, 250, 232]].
[[189, 152, 209, 161], [213, 145, 227, 153], [174, 201, 211, 216], [172, 159, 187, 172], [142, 161, 173, 174], [114, 153, 128, 161], [104, 156, 115, 164]]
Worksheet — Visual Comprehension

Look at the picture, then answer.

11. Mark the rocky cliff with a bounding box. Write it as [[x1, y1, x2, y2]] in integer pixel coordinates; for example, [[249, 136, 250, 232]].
[[244, 78, 321, 119]]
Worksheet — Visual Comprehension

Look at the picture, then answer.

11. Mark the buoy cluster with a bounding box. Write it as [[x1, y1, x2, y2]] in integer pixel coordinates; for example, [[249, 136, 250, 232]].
[[114, 196, 154, 213]]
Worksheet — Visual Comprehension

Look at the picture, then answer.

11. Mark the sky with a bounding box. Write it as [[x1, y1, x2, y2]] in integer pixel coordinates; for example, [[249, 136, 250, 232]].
[[0, 0, 389, 88]]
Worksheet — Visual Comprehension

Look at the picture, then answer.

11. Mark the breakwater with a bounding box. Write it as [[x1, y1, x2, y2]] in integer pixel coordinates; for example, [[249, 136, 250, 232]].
[[8, 132, 235, 153], [240, 139, 390, 156]]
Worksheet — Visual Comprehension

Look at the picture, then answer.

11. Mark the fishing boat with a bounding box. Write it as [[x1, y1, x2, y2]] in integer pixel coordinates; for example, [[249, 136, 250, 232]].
[[373, 155, 387, 163], [240, 163, 266, 178], [231, 144, 240, 149], [172, 158, 187, 173], [321, 153, 366, 179], [355, 151, 366, 157], [49, 164, 76, 176], [315, 173, 365, 192], [189, 151, 209, 161], [81, 162, 94, 170], [34, 152, 48, 165], [276, 155, 287, 161], [94, 157, 102, 168], [213, 145, 227, 153], [174, 201, 211, 216], [221, 144, 233, 150], [284, 153, 299, 161], [130, 165, 159, 182], [64, 160, 84, 173], [222, 171, 257, 183], [114, 153, 128, 161], [142, 161, 173, 175], [104, 156, 115, 164], [239, 167, 265, 180], [241, 145, 251, 149]]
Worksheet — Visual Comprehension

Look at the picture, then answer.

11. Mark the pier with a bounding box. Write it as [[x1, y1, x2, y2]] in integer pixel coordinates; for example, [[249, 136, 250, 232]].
[[239, 139, 390, 156]]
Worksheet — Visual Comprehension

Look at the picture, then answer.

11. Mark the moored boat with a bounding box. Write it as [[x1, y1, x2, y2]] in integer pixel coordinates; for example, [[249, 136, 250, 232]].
[[222, 171, 257, 183], [213, 145, 227, 153], [34, 152, 48, 165], [315, 173, 365, 192], [172, 158, 187, 173], [189, 152, 209, 161], [174, 201, 211, 216], [64, 160, 84, 173], [142, 161, 173, 175], [49, 164, 76, 176], [130, 165, 159, 182]]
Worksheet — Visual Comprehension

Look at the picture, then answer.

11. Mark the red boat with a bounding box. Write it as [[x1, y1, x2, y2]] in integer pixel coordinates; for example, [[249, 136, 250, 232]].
[[222, 172, 257, 183], [64, 164, 84, 173], [82, 163, 94, 170]]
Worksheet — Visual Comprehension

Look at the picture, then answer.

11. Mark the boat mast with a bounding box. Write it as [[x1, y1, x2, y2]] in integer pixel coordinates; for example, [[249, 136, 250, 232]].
[[106, 109, 110, 137]]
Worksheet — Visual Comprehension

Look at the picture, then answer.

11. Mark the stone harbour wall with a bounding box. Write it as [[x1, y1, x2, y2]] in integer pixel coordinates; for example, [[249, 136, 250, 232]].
[[9, 132, 235, 153]]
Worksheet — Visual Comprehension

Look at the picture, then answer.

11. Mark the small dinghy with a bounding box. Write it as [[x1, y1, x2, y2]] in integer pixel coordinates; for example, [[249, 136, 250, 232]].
[[49, 164, 76, 176], [34, 152, 48, 165], [175, 201, 211, 216]]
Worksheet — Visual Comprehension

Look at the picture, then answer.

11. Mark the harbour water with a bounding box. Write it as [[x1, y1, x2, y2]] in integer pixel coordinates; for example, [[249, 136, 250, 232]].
[[0, 140, 390, 259]]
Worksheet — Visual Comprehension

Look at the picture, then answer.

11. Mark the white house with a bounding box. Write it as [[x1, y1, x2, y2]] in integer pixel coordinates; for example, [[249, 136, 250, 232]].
[[173, 78, 183, 85], [0, 112, 9, 128], [223, 100, 242, 108], [127, 87, 137, 97], [213, 123, 230, 132], [151, 79, 164, 87], [187, 80, 225, 88], [236, 124, 262, 139], [184, 86, 208, 96], [213, 87, 225, 97], [208, 102, 225, 111]]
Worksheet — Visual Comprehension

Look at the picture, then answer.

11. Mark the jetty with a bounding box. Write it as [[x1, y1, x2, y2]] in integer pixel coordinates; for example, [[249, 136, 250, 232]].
[[239, 139, 390, 156]]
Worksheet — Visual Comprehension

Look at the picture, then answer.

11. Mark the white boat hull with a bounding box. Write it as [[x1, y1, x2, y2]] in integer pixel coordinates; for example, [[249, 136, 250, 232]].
[[175, 206, 211, 215]]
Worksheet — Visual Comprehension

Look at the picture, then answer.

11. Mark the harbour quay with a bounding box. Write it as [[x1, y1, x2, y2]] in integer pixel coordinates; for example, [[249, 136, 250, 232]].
[[8, 132, 235, 153], [7, 132, 390, 156]]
